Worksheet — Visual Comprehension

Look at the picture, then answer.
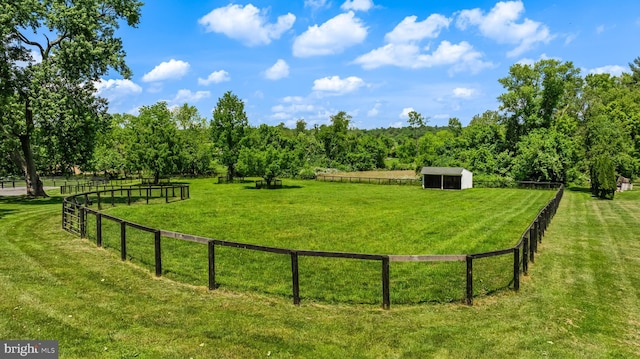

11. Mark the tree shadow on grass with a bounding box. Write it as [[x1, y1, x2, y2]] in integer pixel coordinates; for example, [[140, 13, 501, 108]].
[[566, 186, 591, 194], [0, 208, 17, 219], [242, 184, 303, 190], [0, 195, 63, 206]]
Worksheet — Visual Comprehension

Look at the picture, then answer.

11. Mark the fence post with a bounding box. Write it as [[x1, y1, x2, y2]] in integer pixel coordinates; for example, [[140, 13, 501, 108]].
[[111, 190, 115, 207], [466, 255, 473, 306], [127, 189, 131, 205], [523, 235, 529, 275], [80, 207, 86, 238], [535, 220, 540, 247], [120, 222, 127, 261], [96, 213, 102, 247], [62, 202, 67, 230], [165, 187, 169, 203], [97, 192, 102, 210], [154, 230, 162, 277], [208, 240, 216, 290], [513, 247, 520, 291], [146, 188, 149, 204], [529, 226, 535, 263], [382, 257, 390, 310], [291, 251, 300, 305]]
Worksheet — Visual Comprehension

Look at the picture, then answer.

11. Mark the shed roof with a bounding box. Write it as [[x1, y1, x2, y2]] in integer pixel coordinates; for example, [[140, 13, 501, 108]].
[[420, 167, 470, 176]]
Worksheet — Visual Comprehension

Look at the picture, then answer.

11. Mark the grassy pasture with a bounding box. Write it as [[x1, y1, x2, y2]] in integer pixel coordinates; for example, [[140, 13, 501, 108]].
[[1, 186, 639, 357], [86, 178, 555, 304]]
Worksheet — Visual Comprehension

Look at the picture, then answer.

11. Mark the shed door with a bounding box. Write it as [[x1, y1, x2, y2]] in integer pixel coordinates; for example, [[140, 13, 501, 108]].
[[423, 175, 441, 189], [443, 176, 461, 189]]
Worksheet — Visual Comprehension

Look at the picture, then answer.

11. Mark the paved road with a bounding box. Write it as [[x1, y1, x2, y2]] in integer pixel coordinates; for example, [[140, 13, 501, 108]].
[[0, 187, 57, 196]]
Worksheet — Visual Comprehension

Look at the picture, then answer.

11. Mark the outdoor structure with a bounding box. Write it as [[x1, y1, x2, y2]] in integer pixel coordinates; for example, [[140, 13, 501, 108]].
[[421, 167, 473, 190], [617, 176, 633, 192]]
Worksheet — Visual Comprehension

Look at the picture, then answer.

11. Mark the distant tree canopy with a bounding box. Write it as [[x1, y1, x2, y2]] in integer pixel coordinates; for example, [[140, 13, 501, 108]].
[[8, 33, 640, 200]]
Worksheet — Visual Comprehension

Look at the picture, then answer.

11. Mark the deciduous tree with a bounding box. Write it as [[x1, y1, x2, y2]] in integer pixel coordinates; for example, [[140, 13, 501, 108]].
[[0, 0, 142, 196], [211, 91, 248, 180], [127, 102, 181, 184]]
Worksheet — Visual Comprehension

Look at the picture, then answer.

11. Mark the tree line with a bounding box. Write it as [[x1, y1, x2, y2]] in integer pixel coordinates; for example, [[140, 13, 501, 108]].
[[1, 1, 639, 199]]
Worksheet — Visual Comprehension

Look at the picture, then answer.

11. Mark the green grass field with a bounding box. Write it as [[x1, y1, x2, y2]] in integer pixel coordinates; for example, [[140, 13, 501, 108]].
[[1, 182, 639, 357], [85, 179, 554, 304]]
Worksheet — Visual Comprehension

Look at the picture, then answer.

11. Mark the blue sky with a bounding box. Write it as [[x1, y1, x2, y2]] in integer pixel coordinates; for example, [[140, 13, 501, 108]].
[[95, 0, 640, 129]]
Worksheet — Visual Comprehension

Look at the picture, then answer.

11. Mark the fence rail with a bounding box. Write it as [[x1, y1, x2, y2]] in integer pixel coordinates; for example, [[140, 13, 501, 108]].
[[62, 181, 563, 309], [0, 180, 18, 189], [316, 174, 421, 186]]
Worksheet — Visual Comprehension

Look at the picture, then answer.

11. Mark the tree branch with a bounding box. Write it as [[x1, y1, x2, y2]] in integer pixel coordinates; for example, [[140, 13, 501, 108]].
[[44, 32, 68, 58], [15, 31, 45, 59]]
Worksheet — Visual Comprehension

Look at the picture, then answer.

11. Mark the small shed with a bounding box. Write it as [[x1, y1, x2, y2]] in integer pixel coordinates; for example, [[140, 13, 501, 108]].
[[421, 167, 473, 190], [617, 176, 633, 192]]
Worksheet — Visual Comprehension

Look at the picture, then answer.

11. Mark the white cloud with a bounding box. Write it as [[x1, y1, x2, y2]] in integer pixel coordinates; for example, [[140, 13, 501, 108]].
[[456, 0, 553, 57], [142, 59, 190, 82], [171, 89, 211, 104], [270, 96, 317, 120], [264, 59, 290, 80], [312, 75, 366, 94], [354, 11, 491, 73], [283, 96, 304, 103], [354, 40, 493, 73], [198, 4, 295, 46], [95, 79, 142, 99], [564, 33, 577, 45], [452, 87, 475, 98], [385, 14, 451, 44], [588, 65, 626, 76], [399, 107, 415, 119], [389, 121, 404, 128], [516, 57, 535, 66], [305, 0, 329, 10], [341, 0, 374, 12], [293, 11, 368, 57], [198, 70, 230, 85], [596, 25, 605, 34], [367, 102, 382, 117]]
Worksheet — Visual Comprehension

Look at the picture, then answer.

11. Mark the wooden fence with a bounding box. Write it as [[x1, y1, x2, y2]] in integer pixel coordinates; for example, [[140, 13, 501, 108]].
[[59, 178, 142, 194], [316, 174, 421, 186], [316, 174, 564, 190], [0, 180, 18, 189], [62, 182, 563, 309]]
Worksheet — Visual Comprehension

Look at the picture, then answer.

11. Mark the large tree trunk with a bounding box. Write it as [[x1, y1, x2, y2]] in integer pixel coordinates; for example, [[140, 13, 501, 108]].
[[18, 134, 47, 197], [226, 164, 235, 181], [18, 99, 47, 197]]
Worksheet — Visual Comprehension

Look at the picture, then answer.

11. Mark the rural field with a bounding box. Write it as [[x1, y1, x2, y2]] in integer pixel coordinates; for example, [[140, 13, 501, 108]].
[[0, 180, 639, 358], [92, 179, 553, 304]]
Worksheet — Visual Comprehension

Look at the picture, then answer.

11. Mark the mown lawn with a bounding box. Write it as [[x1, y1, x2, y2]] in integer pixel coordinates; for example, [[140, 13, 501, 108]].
[[0, 185, 638, 358], [90, 179, 553, 303]]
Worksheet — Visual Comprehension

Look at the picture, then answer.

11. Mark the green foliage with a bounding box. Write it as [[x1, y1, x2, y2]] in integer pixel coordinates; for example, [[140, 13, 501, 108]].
[[591, 155, 616, 199], [127, 102, 181, 183], [0, 0, 142, 195], [90, 114, 132, 177], [511, 128, 575, 182], [211, 91, 248, 180], [237, 145, 286, 185], [173, 104, 213, 176]]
